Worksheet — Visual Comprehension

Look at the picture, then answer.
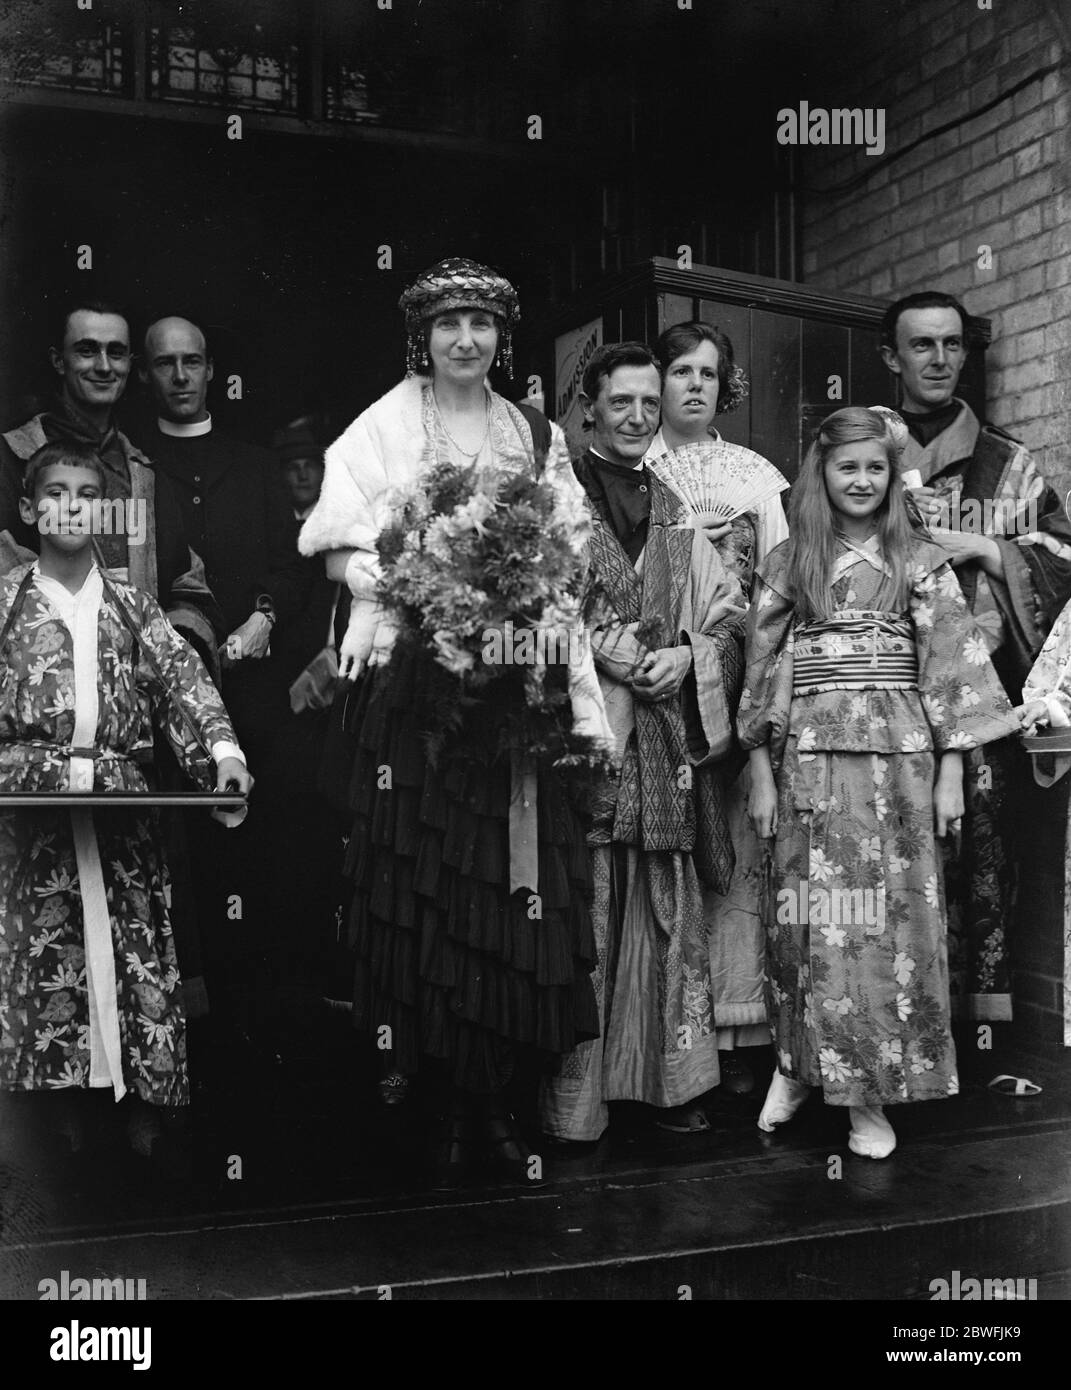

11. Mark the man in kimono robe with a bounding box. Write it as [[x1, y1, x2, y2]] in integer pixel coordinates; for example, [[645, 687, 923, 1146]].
[[541, 343, 747, 1140], [880, 290, 1071, 1021]]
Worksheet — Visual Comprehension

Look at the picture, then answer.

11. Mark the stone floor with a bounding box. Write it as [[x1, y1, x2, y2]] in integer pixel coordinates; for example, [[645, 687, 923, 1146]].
[[2, 1008, 1068, 1300]]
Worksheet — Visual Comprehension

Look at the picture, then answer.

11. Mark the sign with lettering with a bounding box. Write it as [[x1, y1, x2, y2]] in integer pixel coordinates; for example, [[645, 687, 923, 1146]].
[[554, 317, 602, 453]]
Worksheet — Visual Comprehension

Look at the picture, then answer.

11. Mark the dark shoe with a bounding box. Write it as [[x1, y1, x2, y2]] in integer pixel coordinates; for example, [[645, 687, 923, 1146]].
[[126, 1105, 163, 1159], [482, 1110, 544, 1185], [654, 1103, 711, 1133], [718, 1051, 755, 1096], [429, 1109, 473, 1191]]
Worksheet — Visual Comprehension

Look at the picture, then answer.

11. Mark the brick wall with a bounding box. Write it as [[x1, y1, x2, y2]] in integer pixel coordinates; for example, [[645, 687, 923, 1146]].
[[799, 0, 1069, 1044], [800, 0, 1070, 484]]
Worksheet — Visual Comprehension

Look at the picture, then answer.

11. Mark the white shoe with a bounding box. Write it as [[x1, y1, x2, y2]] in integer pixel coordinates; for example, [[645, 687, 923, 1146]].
[[757, 1071, 811, 1132], [848, 1105, 897, 1159]]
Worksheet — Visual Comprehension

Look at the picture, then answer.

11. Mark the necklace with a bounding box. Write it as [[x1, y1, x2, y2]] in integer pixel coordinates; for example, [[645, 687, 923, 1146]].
[[434, 390, 490, 461]]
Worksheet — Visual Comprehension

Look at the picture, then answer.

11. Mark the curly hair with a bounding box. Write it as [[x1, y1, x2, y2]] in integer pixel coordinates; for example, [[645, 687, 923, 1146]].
[[653, 320, 749, 415]]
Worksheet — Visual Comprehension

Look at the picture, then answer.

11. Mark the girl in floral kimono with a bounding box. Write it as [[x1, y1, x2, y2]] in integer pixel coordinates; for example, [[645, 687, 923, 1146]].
[[738, 408, 1017, 1158], [0, 442, 252, 1155]]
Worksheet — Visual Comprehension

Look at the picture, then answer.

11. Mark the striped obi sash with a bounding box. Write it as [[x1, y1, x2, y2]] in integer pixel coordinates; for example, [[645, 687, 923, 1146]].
[[793, 611, 918, 695]]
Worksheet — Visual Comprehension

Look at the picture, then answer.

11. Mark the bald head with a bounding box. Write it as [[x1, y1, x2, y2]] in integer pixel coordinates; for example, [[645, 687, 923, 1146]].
[[141, 316, 213, 424]]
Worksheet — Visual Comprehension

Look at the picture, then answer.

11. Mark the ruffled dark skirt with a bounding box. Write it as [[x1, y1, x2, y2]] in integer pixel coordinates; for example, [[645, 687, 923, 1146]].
[[343, 644, 599, 1094]]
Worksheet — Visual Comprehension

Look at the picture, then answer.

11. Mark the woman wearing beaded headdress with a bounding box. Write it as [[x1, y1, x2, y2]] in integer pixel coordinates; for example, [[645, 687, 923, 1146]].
[[299, 257, 608, 1185], [646, 321, 789, 1107]]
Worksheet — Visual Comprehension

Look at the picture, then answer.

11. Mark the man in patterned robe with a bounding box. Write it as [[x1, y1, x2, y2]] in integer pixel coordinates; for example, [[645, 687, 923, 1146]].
[[541, 343, 746, 1140], [880, 290, 1071, 1021]]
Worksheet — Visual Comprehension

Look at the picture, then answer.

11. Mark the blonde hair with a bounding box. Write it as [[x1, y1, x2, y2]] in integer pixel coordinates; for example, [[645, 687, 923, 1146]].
[[786, 407, 921, 622]]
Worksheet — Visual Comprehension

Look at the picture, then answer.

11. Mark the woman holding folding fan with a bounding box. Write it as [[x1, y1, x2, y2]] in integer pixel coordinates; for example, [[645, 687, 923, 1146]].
[[646, 320, 789, 1112]]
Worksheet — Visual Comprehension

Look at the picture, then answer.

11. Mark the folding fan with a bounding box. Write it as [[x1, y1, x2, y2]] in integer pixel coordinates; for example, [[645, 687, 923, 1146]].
[[649, 440, 789, 526]]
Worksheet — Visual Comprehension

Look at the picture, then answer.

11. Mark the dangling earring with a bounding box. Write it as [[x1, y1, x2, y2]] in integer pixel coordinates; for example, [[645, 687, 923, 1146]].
[[406, 332, 429, 378], [495, 330, 514, 379]]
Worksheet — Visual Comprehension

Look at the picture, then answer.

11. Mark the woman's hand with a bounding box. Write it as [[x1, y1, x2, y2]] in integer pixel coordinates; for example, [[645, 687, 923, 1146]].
[[367, 617, 399, 669], [337, 622, 366, 681], [933, 754, 964, 838], [630, 646, 692, 702], [699, 518, 733, 545], [216, 757, 254, 796]]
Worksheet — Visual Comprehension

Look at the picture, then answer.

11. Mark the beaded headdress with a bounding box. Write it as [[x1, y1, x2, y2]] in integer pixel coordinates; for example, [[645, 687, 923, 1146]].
[[398, 256, 520, 378]]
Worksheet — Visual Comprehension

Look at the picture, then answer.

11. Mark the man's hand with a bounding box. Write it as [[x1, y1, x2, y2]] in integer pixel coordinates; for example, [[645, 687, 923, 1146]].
[[908, 485, 947, 524], [630, 646, 692, 702], [1016, 698, 1048, 733], [747, 771, 778, 839], [216, 756, 254, 796], [929, 528, 1003, 576], [224, 611, 272, 663]]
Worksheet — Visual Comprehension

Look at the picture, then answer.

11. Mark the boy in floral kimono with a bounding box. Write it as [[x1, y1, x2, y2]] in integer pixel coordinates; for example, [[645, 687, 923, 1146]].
[[0, 441, 252, 1157]]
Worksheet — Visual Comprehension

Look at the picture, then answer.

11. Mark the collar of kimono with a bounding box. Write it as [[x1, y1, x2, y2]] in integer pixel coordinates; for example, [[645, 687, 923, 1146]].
[[46, 395, 121, 452], [158, 414, 213, 438], [645, 425, 722, 462], [32, 559, 103, 613], [899, 398, 980, 485], [832, 533, 888, 582]]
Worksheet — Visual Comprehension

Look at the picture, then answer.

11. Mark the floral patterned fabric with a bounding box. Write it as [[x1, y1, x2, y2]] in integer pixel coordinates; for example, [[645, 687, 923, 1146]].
[[738, 537, 1018, 1106], [0, 565, 235, 1104]]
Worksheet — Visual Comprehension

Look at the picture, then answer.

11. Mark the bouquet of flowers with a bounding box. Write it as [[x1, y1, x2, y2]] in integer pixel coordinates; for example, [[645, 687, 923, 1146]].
[[376, 458, 614, 775]]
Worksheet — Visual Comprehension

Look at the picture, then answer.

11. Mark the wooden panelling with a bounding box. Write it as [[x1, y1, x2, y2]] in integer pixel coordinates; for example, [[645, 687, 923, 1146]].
[[801, 319, 850, 408], [799, 320, 850, 467], [750, 309, 801, 482], [619, 292, 649, 345], [697, 299, 751, 447], [656, 293, 694, 336], [850, 327, 896, 410], [532, 261, 992, 480]]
